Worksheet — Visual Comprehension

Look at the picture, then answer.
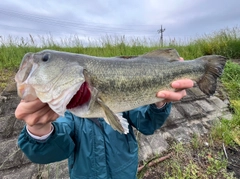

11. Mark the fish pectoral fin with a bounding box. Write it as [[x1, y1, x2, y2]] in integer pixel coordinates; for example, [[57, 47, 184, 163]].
[[142, 48, 180, 61], [115, 113, 129, 134], [97, 98, 129, 134], [88, 87, 99, 110]]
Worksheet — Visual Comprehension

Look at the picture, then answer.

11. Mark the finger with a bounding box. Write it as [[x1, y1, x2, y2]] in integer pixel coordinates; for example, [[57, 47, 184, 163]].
[[24, 105, 57, 126], [157, 90, 187, 101], [171, 79, 194, 89], [21, 99, 46, 111], [179, 57, 184, 61], [15, 99, 46, 119], [40, 108, 59, 124]]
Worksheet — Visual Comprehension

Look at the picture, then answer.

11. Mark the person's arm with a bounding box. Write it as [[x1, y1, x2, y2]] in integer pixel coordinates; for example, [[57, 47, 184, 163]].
[[16, 100, 76, 164], [123, 102, 172, 135]]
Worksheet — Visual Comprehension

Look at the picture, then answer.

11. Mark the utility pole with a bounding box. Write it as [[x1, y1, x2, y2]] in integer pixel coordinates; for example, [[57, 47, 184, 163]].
[[157, 25, 165, 47]]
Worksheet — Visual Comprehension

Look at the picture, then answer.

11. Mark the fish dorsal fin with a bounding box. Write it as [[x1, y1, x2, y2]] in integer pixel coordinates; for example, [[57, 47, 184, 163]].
[[117, 55, 138, 59], [142, 48, 180, 61]]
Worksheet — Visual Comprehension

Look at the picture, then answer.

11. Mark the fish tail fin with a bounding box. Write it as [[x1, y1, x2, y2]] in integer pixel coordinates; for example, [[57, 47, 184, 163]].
[[196, 55, 227, 95]]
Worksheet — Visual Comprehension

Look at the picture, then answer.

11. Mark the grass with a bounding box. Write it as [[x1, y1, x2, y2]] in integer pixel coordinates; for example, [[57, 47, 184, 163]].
[[138, 133, 238, 179], [211, 60, 240, 147], [163, 138, 235, 179], [1, 27, 239, 70], [0, 26, 240, 178]]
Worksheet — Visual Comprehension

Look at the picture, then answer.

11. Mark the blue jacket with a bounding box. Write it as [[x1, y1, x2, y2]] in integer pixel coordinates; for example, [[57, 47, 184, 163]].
[[18, 103, 171, 179]]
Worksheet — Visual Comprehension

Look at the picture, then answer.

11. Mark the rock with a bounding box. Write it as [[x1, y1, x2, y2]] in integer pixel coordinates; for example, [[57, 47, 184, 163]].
[[1, 163, 39, 179], [204, 142, 209, 147], [42, 160, 69, 179], [137, 130, 169, 161], [0, 116, 17, 138], [0, 139, 29, 170]]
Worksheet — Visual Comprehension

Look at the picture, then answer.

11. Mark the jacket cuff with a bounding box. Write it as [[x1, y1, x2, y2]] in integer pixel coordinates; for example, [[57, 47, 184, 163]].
[[22, 125, 55, 143], [149, 102, 171, 113], [26, 124, 54, 140]]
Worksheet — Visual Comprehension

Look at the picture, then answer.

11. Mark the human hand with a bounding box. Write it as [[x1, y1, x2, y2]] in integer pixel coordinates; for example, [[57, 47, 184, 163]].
[[155, 57, 194, 108], [15, 99, 59, 136], [155, 79, 194, 107]]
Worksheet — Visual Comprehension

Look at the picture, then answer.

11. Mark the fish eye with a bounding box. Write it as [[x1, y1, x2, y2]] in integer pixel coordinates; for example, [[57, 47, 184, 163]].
[[42, 54, 50, 62]]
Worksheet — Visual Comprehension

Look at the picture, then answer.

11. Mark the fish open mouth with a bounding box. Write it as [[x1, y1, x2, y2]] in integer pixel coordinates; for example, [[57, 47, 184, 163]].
[[66, 82, 91, 109]]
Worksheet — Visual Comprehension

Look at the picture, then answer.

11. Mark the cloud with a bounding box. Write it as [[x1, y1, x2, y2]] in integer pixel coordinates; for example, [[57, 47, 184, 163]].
[[0, 0, 239, 43]]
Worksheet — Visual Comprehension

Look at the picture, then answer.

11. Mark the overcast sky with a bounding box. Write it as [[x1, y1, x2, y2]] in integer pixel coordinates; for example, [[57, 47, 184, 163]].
[[0, 0, 239, 45]]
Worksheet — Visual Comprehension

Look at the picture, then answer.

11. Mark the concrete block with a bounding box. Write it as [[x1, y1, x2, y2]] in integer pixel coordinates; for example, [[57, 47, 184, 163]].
[[177, 103, 201, 118], [188, 87, 206, 99], [168, 126, 192, 142], [194, 100, 215, 113], [221, 113, 233, 120], [189, 122, 208, 135], [137, 132, 169, 161], [208, 96, 228, 110], [162, 105, 185, 127]]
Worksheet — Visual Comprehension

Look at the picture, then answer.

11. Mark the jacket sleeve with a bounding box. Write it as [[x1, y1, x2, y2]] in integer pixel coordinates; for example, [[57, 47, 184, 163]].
[[18, 112, 75, 164], [123, 103, 172, 135]]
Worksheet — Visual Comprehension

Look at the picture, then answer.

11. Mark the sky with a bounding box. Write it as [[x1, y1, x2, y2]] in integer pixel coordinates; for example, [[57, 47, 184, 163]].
[[0, 0, 239, 45]]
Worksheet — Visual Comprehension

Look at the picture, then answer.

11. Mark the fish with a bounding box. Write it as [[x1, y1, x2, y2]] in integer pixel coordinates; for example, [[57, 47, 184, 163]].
[[15, 48, 227, 134]]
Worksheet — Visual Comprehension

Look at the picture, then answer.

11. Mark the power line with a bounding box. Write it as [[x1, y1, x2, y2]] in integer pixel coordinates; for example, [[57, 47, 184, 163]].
[[0, 8, 160, 34], [0, 8, 160, 28], [0, 24, 52, 34]]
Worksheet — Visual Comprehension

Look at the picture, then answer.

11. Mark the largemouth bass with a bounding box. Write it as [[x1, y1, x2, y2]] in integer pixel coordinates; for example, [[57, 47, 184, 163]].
[[15, 48, 226, 134]]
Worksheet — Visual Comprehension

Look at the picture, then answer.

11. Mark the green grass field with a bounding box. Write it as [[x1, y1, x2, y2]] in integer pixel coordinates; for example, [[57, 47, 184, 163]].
[[0, 26, 239, 178]]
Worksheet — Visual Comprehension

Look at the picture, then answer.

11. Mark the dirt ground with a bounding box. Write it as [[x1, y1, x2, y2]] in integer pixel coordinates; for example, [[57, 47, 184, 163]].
[[138, 141, 240, 179], [226, 146, 240, 178], [231, 59, 240, 65]]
